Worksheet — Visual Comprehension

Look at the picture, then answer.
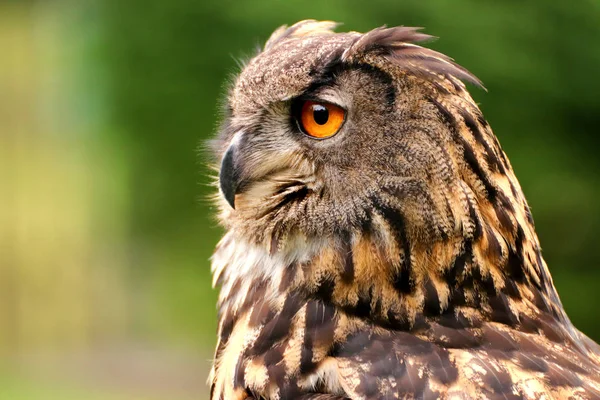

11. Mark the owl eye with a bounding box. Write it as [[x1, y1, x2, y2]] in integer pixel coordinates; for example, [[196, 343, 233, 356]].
[[297, 100, 345, 139]]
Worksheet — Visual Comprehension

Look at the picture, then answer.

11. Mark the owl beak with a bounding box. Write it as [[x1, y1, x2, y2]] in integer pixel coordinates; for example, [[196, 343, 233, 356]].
[[219, 141, 241, 209]]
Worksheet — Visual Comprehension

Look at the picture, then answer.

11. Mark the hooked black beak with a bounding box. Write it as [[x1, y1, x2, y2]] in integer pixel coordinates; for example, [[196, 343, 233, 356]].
[[219, 141, 241, 209]]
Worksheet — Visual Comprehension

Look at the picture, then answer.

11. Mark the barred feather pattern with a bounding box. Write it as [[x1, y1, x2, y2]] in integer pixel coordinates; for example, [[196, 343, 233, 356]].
[[209, 21, 600, 399]]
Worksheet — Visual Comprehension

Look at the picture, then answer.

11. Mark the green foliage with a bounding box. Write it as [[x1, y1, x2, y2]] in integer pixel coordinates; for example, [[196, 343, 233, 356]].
[[0, 371, 166, 400]]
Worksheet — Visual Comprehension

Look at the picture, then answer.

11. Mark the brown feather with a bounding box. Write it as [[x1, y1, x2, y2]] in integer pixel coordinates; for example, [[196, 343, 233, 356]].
[[209, 20, 600, 399]]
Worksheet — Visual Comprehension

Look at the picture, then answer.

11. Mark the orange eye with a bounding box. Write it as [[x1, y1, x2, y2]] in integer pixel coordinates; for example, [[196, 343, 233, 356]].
[[299, 101, 345, 139]]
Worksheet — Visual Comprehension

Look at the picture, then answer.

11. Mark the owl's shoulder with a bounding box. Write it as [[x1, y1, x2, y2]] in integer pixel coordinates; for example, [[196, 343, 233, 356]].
[[211, 287, 600, 400]]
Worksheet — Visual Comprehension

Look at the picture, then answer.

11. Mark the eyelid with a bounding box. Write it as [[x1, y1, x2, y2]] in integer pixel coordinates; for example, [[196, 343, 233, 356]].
[[296, 93, 345, 109]]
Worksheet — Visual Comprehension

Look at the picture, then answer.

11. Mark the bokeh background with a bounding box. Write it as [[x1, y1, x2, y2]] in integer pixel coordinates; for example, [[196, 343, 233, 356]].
[[2, 0, 600, 398]]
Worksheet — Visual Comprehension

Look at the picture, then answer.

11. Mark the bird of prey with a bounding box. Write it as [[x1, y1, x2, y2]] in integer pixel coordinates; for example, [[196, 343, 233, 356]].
[[208, 20, 600, 399]]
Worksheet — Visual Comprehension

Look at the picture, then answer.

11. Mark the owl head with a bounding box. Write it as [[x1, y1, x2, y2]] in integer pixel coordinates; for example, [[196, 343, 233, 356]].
[[213, 20, 529, 262]]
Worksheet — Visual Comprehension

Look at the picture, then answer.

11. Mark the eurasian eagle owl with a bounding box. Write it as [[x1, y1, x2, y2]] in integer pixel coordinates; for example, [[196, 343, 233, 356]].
[[209, 21, 600, 399]]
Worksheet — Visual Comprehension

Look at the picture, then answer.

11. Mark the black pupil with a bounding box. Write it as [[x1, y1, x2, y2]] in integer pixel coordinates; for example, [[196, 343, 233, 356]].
[[312, 105, 329, 125]]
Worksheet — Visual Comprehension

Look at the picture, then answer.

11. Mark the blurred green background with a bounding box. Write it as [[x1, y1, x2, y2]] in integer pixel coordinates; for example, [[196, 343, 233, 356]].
[[2, 0, 600, 398]]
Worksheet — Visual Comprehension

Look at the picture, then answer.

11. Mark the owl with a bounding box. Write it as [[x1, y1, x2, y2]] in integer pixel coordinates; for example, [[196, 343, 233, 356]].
[[208, 20, 600, 399]]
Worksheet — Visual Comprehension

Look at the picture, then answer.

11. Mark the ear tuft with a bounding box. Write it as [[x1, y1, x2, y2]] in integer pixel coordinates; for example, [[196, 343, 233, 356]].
[[343, 26, 484, 89]]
